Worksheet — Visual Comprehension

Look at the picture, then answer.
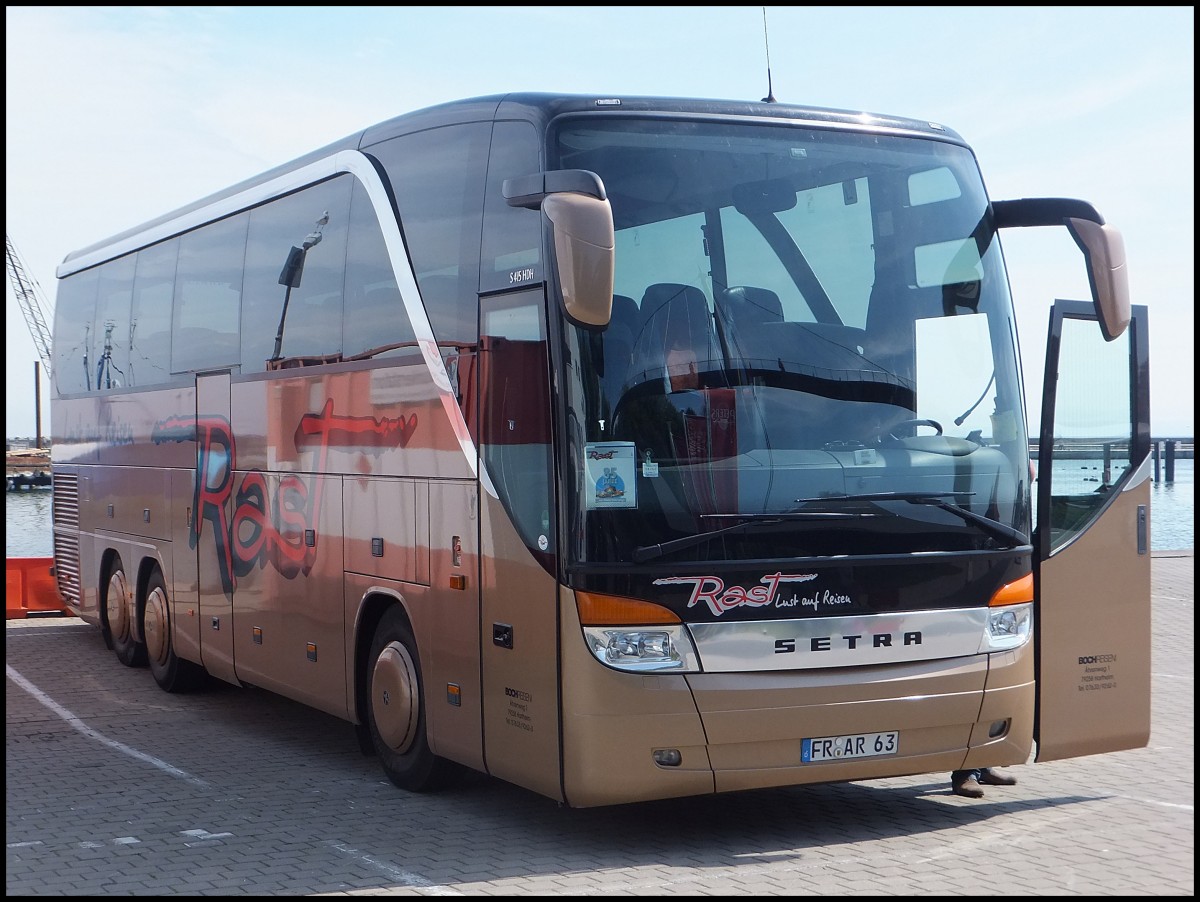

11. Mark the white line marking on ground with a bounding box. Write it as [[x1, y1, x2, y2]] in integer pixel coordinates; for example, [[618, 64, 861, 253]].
[[329, 842, 465, 895], [1121, 797, 1193, 812], [179, 829, 234, 840], [5, 663, 210, 788]]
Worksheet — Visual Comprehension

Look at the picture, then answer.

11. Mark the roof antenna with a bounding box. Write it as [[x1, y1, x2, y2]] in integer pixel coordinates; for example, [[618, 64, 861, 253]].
[[761, 7, 777, 103]]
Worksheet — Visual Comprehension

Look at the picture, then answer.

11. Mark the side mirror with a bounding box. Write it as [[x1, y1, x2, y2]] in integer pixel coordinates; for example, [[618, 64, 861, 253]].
[[504, 169, 615, 329], [992, 198, 1130, 340], [543, 193, 615, 328], [1065, 218, 1130, 341], [278, 245, 306, 288]]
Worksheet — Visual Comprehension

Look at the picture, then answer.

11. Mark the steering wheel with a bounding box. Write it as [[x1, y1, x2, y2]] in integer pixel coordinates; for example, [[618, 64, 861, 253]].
[[882, 418, 944, 441]]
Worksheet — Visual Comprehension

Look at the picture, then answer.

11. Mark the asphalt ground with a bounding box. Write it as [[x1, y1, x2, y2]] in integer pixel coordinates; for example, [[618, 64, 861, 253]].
[[6, 552, 1193, 896]]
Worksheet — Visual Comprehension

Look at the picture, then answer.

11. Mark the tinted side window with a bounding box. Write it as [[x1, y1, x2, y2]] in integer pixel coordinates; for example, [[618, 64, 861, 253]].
[[241, 177, 352, 372], [129, 239, 178, 386], [480, 289, 555, 565], [367, 122, 489, 345], [93, 254, 136, 390], [480, 120, 543, 294], [172, 213, 248, 373], [344, 179, 416, 360], [52, 269, 99, 395]]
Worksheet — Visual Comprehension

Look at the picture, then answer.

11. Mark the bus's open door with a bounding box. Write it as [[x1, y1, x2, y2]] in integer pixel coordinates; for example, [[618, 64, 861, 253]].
[[1033, 300, 1151, 761]]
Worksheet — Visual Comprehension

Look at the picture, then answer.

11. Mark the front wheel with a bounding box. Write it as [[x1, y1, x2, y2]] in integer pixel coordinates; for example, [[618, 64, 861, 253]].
[[144, 569, 206, 693], [365, 607, 456, 792], [103, 559, 146, 668]]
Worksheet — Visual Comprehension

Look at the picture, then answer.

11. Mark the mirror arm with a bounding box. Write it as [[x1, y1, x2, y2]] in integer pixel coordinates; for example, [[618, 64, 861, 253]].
[[992, 198, 1129, 341], [503, 170, 607, 209], [991, 198, 1104, 229]]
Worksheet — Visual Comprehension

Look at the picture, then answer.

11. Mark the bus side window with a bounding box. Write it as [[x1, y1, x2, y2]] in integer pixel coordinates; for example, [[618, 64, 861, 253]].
[[366, 122, 490, 347], [52, 269, 99, 395], [129, 239, 177, 387], [172, 213, 248, 374], [241, 176, 351, 372], [480, 290, 555, 565], [480, 120, 542, 294], [344, 179, 417, 361], [93, 255, 135, 391]]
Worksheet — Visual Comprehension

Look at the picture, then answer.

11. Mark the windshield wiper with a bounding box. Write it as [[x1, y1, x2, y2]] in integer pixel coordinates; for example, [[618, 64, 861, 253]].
[[795, 492, 1028, 548], [631, 511, 873, 564]]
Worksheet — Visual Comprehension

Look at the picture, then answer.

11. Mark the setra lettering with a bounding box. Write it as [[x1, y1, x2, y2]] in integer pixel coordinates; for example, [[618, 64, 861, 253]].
[[804, 632, 923, 652]]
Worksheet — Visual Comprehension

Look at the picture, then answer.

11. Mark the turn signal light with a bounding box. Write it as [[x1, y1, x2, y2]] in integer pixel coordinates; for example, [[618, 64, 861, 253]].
[[989, 572, 1033, 606], [576, 591, 679, 626]]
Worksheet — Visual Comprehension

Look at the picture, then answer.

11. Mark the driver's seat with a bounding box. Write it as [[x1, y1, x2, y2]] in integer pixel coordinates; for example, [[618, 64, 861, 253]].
[[631, 283, 718, 391]]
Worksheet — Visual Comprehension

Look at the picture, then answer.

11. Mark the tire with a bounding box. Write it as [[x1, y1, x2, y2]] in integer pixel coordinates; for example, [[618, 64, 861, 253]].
[[103, 559, 146, 668], [143, 569, 205, 693], [365, 607, 456, 792]]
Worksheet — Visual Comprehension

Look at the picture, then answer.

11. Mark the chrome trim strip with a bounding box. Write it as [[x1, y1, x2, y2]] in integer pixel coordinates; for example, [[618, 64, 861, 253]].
[[688, 608, 993, 673], [58, 155, 354, 277], [1123, 450, 1153, 491], [553, 109, 966, 144]]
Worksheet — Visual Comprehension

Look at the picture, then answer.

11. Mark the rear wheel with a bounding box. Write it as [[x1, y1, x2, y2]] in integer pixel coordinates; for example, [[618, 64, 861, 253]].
[[143, 569, 205, 692], [103, 559, 146, 667], [366, 607, 455, 792]]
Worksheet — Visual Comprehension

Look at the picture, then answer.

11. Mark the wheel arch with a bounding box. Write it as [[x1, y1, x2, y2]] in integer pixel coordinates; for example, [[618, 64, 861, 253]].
[[353, 589, 414, 727], [97, 546, 124, 635]]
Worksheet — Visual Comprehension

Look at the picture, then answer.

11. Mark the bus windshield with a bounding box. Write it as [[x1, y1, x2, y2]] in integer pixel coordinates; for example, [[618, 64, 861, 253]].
[[554, 117, 1031, 565]]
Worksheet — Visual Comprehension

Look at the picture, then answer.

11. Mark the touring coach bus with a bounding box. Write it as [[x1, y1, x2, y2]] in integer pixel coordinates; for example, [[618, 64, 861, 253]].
[[49, 93, 1150, 807]]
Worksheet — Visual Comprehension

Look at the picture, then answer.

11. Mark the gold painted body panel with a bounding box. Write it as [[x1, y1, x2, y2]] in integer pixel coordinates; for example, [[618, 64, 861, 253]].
[[231, 475, 349, 718], [233, 365, 472, 479], [170, 467, 203, 668], [1036, 478, 1152, 760], [51, 387, 197, 622], [92, 466, 171, 540], [422, 480, 483, 771], [344, 478, 430, 585], [557, 589, 1035, 806], [479, 491, 563, 803], [559, 586, 714, 807]]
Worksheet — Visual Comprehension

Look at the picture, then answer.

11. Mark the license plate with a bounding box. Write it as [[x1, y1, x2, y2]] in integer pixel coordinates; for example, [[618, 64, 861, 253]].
[[802, 731, 898, 763]]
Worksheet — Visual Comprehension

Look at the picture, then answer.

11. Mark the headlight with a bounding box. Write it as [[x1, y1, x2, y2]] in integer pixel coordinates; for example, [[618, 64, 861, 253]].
[[582, 625, 700, 672], [981, 603, 1033, 652]]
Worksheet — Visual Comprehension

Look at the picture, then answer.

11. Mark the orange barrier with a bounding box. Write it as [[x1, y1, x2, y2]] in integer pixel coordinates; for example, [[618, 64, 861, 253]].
[[6, 557, 69, 619]]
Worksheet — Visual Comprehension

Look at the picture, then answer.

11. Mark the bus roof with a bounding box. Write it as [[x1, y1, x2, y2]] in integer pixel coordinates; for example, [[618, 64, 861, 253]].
[[59, 91, 967, 271]]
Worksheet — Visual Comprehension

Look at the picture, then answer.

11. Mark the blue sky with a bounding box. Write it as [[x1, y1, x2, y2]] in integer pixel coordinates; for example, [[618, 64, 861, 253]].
[[5, 5, 1194, 438]]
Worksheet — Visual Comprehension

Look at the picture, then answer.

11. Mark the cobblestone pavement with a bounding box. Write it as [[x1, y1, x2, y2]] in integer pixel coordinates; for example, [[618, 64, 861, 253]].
[[7, 554, 1193, 896]]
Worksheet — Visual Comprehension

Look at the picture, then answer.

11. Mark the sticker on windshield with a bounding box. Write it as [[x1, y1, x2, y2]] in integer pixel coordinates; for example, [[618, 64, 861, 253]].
[[584, 442, 637, 509]]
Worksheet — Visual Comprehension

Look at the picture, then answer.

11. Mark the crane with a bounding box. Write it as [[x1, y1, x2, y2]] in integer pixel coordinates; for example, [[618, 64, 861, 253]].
[[6, 232, 55, 377]]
